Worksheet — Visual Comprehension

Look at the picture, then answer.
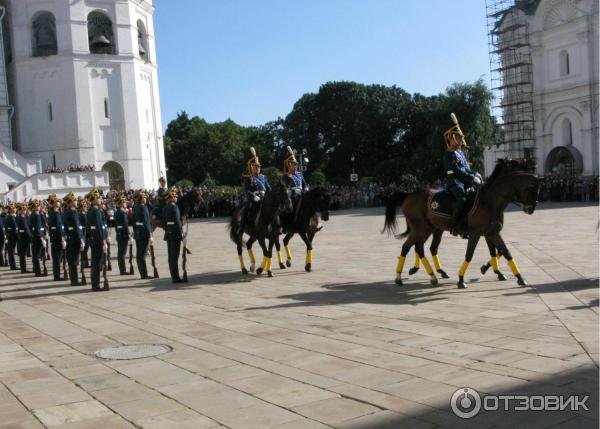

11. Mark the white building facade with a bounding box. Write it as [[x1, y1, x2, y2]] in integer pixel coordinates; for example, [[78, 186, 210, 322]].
[[485, 0, 599, 177], [0, 0, 165, 194]]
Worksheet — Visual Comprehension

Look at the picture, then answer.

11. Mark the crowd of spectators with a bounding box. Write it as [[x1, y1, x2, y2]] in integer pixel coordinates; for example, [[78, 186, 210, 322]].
[[44, 164, 96, 174], [539, 175, 599, 202]]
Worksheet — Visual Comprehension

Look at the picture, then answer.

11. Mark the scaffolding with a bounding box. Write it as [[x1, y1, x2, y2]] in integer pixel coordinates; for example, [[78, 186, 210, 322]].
[[486, 0, 537, 161]]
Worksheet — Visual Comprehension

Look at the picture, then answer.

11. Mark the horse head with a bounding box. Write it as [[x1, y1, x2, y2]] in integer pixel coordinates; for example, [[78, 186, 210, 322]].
[[514, 175, 541, 215], [311, 187, 330, 221], [274, 181, 293, 214]]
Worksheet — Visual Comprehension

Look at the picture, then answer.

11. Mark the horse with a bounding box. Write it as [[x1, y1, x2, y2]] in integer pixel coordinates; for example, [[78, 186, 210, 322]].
[[383, 165, 541, 289], [151, 188, 203, 232], [273, 187, 330, 272], [228, 182, 293, 277], [406, 159, 538, 282]]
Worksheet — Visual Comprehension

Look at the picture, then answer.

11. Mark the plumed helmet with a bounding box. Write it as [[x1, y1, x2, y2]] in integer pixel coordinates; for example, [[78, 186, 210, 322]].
[[116, 193, 127, 204], [246, 147, 261, 173], [283, 146, 298, 171], [47, 193, 59, 204], [63, 192, 77, 204], [134, 190, 147, 202], [443, 113, 467, 148], [86, 188, 101, 201], [29, 199, 40, 209], [166, 186, 178, 199]]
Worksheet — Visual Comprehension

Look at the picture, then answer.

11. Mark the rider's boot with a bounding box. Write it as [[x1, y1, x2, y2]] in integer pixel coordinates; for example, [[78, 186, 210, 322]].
[[449, 199, 465, 237]]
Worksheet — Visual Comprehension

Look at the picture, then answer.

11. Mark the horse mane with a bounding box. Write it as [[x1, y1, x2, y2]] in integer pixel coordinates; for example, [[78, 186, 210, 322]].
[[487, 158, 537, 182]]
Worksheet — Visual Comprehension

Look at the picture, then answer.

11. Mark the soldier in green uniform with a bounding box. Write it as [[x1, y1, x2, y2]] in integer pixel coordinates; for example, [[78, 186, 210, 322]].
[[63, 192, 84, 285], [16, 203, 31, 273], [86, 189, 108, 291], [78, 199, 90, 268], [114, 194, 132, 275], [4, 203, 18, 270], [47, 194, 66, 281], [29, 200, 46, 277], [162, 187, 184, 283], [0, 203, 6, 267], [133, 190, 152, 279]]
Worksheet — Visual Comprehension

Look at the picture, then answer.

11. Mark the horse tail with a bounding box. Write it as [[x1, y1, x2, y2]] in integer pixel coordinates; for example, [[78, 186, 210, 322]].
[[228, 209, 240, 243], [382, 191, 407, 236]]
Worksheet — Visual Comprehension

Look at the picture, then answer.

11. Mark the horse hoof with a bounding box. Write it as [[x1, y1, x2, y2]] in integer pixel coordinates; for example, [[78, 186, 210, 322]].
[[437, 269, 450, 279], [457, 281, 467, 289], [241, 268, 248, 275], [408, 267, 419, 276], [286, 259, 291, 267], [495, 271, 507, 281], [430, 277, 438, 286], [480, 264, 490, 275], [279, 263, 286, 270], [517, 275, 528, 286], [256, 268, 263, 276], [395, 277, 403, 286], [305, 264, 311, 272], [249, 264, 255, 273], [267, 271, 273, 278]]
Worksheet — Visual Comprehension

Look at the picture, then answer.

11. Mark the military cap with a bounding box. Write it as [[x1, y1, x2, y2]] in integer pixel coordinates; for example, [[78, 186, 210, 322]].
[[283, 146, 298, 170]]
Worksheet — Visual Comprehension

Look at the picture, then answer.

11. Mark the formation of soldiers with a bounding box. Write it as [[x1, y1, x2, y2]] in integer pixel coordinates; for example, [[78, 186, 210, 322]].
[[0, 183, 186, 300]]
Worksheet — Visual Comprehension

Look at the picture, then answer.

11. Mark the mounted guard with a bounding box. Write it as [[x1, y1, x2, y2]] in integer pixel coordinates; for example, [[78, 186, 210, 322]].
[[153, 176, 168, 223], [443, 113, 482, 238], [239, 147, 271, 235]]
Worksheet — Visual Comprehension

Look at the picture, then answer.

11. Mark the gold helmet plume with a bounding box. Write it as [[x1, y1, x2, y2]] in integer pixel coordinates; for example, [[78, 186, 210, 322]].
[[47, 193, 59, 204], [116, 193, 127, 204], [246, 147, 261, 174], [63, 192, 77, 204], [283, 146, 298, 171], [134, 190, 147, 202], [444, 113, 467, 148]]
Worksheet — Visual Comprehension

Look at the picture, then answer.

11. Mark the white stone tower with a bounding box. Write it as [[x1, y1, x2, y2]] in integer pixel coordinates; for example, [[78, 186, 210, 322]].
[[2, 0, 165, 190]]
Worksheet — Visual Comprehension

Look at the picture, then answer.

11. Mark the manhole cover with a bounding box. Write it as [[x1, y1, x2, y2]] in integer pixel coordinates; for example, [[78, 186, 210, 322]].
[[95, 344, 172, 360]]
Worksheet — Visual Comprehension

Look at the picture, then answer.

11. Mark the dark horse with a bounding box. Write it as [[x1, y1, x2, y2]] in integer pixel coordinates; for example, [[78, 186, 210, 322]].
[[383, 163, 541, 288], [406, 159, 538, 282], [274, 187, 330, 272], [229, 182, 292, 277], [151, 188, 203, 232]]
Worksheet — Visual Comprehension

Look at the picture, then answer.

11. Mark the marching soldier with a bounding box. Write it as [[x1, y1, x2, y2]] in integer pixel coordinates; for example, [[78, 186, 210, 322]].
[[78, 199, 90, 268], [63, 192, 84, 285], [443, 113, 482, 238], [114, 194, 131, 275], [48, 194, 66, 281], [29, 200, 46, 277], [239, 147, 271, 234], [16, 203, 31, 273], [133, 190, 152, 279], [163, 187, 184, 283], [86, 189, 108, 291], [5, 203, 18, 270], [0, 203, 6, 267]]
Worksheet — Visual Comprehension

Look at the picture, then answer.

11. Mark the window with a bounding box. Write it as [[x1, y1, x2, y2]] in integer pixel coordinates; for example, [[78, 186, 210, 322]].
[[48, 103, 53, 121], [87, 11, 115, 54], [559, 50, 570, 76], [137, 20, 149, 61], [104, 98, 109, 118], [562, 118, 573, 145], [32, 12, 57, 57]]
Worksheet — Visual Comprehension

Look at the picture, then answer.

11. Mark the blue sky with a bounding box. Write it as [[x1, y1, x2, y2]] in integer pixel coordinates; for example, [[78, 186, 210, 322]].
[[154, 0, 491, 128]]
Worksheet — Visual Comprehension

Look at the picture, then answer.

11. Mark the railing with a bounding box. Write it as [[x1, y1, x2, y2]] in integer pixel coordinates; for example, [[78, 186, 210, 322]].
[[1, 171, 110, 203]]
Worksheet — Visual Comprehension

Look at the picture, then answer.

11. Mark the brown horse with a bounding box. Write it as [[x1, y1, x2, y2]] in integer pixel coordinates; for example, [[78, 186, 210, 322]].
[[383, 165, 541, 289], [151, 188, 203, 232]]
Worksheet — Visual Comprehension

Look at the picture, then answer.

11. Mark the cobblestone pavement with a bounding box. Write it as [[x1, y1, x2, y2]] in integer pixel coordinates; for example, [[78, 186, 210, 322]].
[[0, 203, 597, 429]]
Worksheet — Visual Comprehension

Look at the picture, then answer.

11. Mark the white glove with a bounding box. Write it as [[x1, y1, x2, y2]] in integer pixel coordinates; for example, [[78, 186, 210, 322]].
[[41, 239, 47, 248], [61, 239, 66, 250], [253, 195, 260, 202], [149, 236, 154, 244], [102, 241, 108, 253], [80, 240, 85, 251], [473, 176, 482, 185], [129, 237, 134, 245]]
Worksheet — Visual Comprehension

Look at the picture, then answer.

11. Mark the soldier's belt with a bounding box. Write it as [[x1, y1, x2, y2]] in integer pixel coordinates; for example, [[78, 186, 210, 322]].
[[51, 227, 57, 230], [90, 226, 96, 230], [167, 222, 174, 225], [447, 171, 454, 174], [19, 229, 24, 232], [136, 222, 145, 226], [116, 226, 123, 229], [68, 227, 74, 230]]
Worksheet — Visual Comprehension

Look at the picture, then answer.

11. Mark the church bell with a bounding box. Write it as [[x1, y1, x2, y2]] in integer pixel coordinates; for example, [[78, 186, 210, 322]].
[[91, 34, 111, 47]]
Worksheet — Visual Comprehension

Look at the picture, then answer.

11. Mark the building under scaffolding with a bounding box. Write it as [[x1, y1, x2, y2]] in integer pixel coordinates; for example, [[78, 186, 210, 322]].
[[486, 0, 537, 161]]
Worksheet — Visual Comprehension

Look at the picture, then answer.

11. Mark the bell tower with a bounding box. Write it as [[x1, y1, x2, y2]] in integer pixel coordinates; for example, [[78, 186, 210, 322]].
[[3, 0, 165, 190]]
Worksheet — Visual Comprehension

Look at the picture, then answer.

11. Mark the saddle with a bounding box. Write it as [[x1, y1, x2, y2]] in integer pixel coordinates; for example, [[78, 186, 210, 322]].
[[428, 186, 480, 218]]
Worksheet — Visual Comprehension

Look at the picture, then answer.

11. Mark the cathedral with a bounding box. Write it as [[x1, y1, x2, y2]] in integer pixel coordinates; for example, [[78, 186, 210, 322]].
[[0, 0, 165, 200]]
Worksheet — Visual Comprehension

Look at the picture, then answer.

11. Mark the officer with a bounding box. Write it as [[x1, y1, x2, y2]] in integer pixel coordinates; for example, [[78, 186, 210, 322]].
[[114, 194, 131, 275], [163, 187, 184, 283], [240, 147, 271, 233], [78, 199, 90, 268], [86, 189, 108, 291], [63, 192, 84, 285], [48, 194, 66, 281], [4, 203, 18, 270], [0, 203, 6, 267], [282, 146, 309, 204], [443, 113, 482, 237], [133, 190, 152, 279], [16, 203, 31, 273], [29, 200, 46, 277]]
